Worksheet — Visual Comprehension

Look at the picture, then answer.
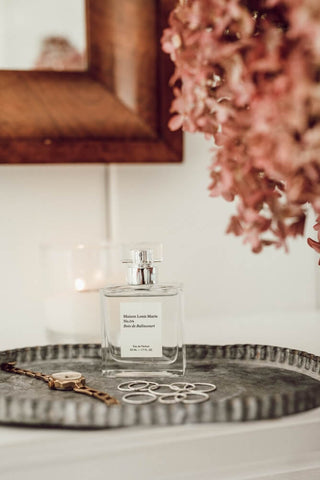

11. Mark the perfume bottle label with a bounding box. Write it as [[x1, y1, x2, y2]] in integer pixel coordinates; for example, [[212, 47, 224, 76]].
[[120, 302, 162, 357]]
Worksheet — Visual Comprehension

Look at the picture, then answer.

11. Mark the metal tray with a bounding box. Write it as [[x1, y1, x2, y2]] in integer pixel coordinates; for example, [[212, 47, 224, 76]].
[[0, 343, 320, 429]]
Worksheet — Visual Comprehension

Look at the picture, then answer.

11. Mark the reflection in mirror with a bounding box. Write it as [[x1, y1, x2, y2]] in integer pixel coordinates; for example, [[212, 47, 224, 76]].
[[0, 0, 87, 71]]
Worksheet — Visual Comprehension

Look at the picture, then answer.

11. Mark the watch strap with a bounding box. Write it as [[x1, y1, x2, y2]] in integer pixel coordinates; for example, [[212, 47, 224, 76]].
[[73, 385, 119, 406], [1, 362, 51, 383]]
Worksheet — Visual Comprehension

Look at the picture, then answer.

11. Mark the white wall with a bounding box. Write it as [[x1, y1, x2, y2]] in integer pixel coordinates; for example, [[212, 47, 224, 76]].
[[0, 165, 107, 348], [0, 134, 319, 352], [111, 133, 320, 353], [113, 133, 318, 318]]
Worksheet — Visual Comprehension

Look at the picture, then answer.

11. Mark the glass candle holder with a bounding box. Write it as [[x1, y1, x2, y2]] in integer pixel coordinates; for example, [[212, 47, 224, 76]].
[[40, 242, 122, 343]]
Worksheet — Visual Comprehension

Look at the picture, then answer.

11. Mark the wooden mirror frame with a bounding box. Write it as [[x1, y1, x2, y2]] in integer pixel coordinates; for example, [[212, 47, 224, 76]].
[[0, 0, 181, 164]]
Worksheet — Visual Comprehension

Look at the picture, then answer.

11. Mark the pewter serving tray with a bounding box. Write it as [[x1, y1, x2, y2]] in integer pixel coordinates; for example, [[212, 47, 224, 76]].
[[0, 344, 320, 429]]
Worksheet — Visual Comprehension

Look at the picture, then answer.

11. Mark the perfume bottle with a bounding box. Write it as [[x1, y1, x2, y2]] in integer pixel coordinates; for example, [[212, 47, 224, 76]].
[[101, 244, 185, 377]]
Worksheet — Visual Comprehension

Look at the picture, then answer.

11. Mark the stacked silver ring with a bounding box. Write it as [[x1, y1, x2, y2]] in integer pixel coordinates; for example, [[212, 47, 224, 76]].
[[119, 381, 217, 405]]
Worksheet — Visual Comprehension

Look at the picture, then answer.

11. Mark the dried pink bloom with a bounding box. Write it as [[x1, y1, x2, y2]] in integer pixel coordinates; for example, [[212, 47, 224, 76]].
[[162, 0, 320, 260]]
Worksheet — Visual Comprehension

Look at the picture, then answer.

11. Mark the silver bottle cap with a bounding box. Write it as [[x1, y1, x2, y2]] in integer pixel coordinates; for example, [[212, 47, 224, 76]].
[[122, 244, 163, 286]]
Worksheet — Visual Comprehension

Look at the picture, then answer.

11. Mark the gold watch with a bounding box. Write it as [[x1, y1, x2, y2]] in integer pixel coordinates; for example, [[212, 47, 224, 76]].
[[1, 362, 119, 406]]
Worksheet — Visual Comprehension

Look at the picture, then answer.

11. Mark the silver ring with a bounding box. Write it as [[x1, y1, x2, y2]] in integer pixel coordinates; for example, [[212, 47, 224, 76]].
[[118, 381, 137, 392], [133, 381, 159, 392], [170, 382, 195, 392], [122, 392, 157, 405], [182, 391, 209, 404], [159, 393, 187, 404], [192, 383, 217, 393], [148, 384, 174, 396], [128, 381, 150, 391], [118, 381, 158, 392]]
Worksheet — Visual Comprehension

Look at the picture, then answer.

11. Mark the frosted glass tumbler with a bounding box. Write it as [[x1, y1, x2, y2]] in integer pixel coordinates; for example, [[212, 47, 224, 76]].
[[40, 243, 122, 343]]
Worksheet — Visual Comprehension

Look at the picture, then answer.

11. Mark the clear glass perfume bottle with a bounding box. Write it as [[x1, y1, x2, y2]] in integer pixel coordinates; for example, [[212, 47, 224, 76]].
[[101, 244, 185, 377]]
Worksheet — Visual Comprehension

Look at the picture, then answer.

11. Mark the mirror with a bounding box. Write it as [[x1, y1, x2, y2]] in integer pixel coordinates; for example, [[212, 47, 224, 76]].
[[0, 0, 182, 164], [0, 0, 87, 71]]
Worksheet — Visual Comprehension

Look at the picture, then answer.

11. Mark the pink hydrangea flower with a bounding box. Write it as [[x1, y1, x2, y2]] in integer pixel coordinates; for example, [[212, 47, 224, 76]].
[[162, 0, 320, 260]]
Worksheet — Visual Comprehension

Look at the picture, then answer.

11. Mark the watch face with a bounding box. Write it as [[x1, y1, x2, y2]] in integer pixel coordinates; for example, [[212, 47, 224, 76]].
[[51, 371, 82, 381], [50, 371, 85, 391]]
